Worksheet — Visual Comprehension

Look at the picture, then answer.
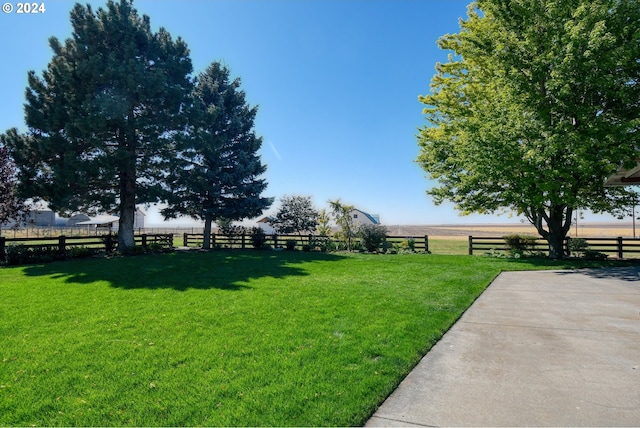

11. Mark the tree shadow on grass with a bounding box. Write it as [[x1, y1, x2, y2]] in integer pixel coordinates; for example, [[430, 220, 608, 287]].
[[22, 250, 347, 291]]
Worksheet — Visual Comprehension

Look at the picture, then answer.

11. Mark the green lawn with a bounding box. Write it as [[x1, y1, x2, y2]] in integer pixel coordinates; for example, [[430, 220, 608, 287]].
[[0, 251, 632, 426]]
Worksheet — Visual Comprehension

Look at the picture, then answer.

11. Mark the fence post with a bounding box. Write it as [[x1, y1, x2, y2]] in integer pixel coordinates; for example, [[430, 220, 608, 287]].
[[212, 233, 216, 248], [183, 233, 188, 247], [59, 235, 66, 254], [0, 236, 5, 261], [618, 236, 624, 259], [468, 236, 473, 255], [424, 235, 429, 253], [273, 234, 278, 249], [142, 234, 148, 248], [241, 234, 246, 249]]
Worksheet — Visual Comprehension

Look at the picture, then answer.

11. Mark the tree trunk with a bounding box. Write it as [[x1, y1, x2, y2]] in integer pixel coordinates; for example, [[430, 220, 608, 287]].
[[117, 145, 137, 253], [527, 205, 572, 259], [203, 214, 213, 250]]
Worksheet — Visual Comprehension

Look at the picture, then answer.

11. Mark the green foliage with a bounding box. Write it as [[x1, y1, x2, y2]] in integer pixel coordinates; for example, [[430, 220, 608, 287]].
[[161, 62, 272, 232], [217, 219, 246, 248], [269, 195, 319, 236], [310, 235, 332, 252], [567, 238, 589, 257], [100, 234, 117, 253], [285, 239, 297, 251], [2, 0, 194, 252], [0, 145, 28, 228], [503, 234, 539, 257], [328, 199, 356, 251], [316, 209, 333, 236], [417, 0, 640, 258], [250, 227, 267, 249], [68, 246, 97, 259], [4, 245, 64, 265], [584, 249, 609, 260], [358, 224, 389, 252]]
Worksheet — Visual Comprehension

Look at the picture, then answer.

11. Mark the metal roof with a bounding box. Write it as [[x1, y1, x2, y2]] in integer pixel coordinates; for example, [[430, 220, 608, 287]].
[[604, 158, 640, 187]]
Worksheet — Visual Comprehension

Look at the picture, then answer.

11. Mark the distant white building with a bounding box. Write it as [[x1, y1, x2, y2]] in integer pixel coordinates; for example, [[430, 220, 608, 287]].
[[25, 209, 55, 227], [349, 208, 380, 225], [256, 216, 276, 234], [67, 209, 146, 230]]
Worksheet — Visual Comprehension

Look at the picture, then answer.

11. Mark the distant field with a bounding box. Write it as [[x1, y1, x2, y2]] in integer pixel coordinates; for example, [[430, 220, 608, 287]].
[[387, 222, 638, 239]]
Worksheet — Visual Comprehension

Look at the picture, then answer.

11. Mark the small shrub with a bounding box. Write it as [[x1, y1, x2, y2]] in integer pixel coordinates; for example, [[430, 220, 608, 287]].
[[218, 219, 246, 248], [285, 239, 297, 251], [69, 246, 97, 259], [5, 245, 64, 266], [146, 242, 167, 253], [310, 235, 331, 252], [101, 234, 117, 253], [250, 227, 267, 249], [403, 238, 416, 252], [567, 238, 589, 257], [503, 234, 538, 257], [483, 248, 507, 258], [584, 249, 608, 260], [358, 224, 388, 253]]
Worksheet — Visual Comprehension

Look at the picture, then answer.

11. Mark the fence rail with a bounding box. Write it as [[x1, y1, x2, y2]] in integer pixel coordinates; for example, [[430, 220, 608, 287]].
[[183, 233, 430, 252], [0, 233, 173, 260], [468, 236, 640, 259]]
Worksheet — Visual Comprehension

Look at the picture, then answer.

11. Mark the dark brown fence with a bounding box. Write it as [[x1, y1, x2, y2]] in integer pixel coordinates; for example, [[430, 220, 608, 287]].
[[183, 233, 430, 252], [468, 236, 640, 259], [0, 233, 173, 260]]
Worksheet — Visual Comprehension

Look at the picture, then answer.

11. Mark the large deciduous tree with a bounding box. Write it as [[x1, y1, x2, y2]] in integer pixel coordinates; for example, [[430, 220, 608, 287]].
[[2, 0, 192, 252], [0, 145, 28, 230], [417, 0, 640, 258], [161, 62, 272, 249]]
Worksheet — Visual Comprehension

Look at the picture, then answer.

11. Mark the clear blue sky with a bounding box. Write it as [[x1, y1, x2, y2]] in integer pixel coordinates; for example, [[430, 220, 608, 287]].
[[0, 0, 621, 226]]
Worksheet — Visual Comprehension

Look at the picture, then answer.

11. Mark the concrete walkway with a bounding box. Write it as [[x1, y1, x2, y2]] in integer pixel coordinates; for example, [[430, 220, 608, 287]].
[[366, 267, 640, 427]]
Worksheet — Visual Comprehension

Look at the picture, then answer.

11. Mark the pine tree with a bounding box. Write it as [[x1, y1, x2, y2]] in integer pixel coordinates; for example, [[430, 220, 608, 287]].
[[162, 62, 272, 249], [2, 0, 192, 251]]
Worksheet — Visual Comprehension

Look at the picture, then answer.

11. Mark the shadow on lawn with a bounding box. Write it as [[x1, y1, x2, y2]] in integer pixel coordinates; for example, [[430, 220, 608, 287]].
[[23, 250, 346, 291]]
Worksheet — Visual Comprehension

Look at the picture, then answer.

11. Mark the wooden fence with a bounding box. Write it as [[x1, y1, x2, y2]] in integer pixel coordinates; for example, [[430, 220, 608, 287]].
[[0, 233, 173, 260], [183, 233, 430, 252], [468, 236, 640, 259]]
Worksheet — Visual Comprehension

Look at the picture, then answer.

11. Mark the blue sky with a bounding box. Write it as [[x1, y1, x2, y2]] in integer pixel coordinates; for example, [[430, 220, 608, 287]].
[[0, 0, 621, 226]]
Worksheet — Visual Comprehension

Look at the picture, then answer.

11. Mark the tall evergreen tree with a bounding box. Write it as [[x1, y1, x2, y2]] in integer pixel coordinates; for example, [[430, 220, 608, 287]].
[[162, 62, 272, 249], [2, 0, 193, 251]]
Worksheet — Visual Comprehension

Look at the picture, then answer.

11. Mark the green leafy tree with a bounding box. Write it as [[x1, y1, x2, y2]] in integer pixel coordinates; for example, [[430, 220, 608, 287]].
[[328, 199, 356, 251], [417, 0, 640, 258], [2, 0, 193, 252], [269, 195, 319, 237], [316, 208, 332, 236], [0, 145, 28, 230], [161, 62, 272, 249], [358, 223, 388, 253]]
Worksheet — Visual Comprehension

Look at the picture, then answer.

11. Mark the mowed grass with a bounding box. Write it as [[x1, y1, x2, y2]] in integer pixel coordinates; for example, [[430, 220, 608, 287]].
[[0, 251, 627, 426]]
